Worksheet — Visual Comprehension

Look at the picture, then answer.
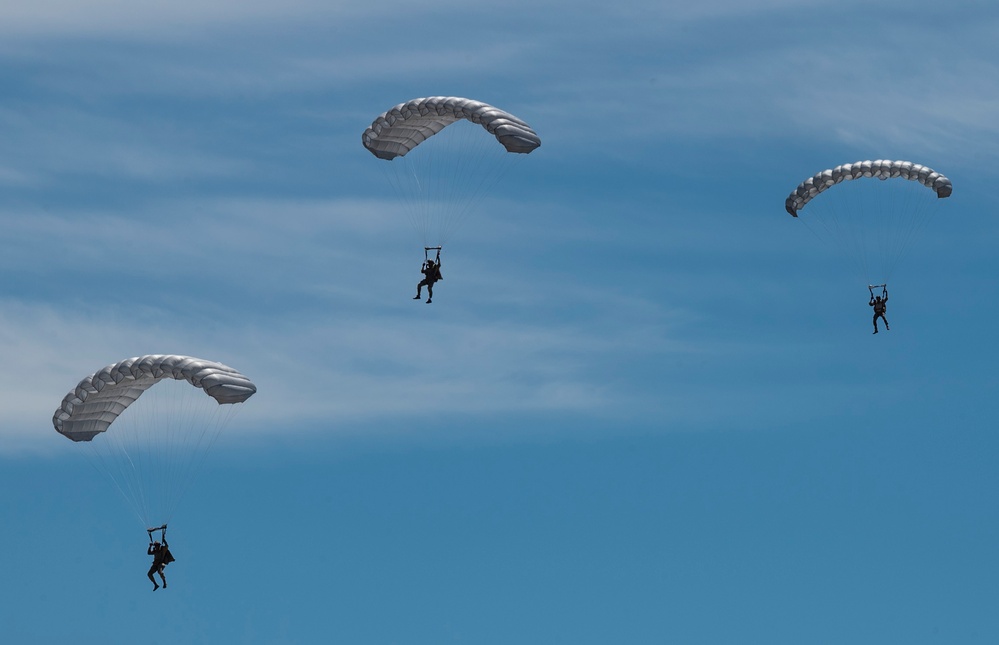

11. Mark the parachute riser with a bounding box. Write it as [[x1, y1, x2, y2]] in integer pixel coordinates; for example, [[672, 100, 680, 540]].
[[868, 283, 888, 298], [147, 524, 168, 542], [424, 246, 442, 264]]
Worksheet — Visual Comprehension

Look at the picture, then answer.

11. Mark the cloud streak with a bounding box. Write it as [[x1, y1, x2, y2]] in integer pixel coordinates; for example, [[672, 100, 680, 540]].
[[0, 282, 695, 454]]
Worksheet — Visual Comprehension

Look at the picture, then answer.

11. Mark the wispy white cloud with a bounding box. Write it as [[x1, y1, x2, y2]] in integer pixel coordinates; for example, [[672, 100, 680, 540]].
[[0, 278, 695, 454], [0, 105, 252, 188], [0, 165, 38, 187], [0, 0, 877, 39], [534, 18, 999, 160], [5, 0, 991, 170], [2, 171, 771, 456], [0, 150, 913, 452], [0, 186, 707, 455], [0, 0, 346, 38]]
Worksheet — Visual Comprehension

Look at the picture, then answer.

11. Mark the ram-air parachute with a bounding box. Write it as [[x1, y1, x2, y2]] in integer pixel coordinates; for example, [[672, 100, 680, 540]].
[[53, 355, 256, 527], [362, 96, 541, 248], [785, 159, 952, 285]]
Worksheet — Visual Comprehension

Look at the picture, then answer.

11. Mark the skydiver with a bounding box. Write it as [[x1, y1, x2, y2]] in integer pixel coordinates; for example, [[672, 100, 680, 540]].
[[869, 285, 889, 334], [146, 525, 175, 591], [413, 255, 443, 304]]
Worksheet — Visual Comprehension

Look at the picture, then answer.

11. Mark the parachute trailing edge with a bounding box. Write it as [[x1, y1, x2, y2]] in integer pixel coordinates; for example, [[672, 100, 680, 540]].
[[53, 355, 257, 442], [362, 96, 541, 161], [785, 160, 952, 217]]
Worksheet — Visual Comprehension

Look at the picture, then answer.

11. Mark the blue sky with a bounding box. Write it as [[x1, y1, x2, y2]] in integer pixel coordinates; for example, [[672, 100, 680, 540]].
[[2, 0, 999, 642]]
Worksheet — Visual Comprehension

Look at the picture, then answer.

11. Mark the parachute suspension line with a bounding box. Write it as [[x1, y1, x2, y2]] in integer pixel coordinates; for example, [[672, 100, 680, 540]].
[[798, 182, 872, 286], [79, 379, 240, 529], [859, 175, 936, 283], [165, 399, 240, 527], [79, 381, 162, 526], [363, 98, 540, 254], [81, 387, 143, 527], [140, 379, 238, 527], [428, 121, 520, 246], [796, 175, 941, 287], [881, 179, 937, 281], [374, 120, 522, 248], [377, 160, 431, 246], [423, 121, 482, 245], [82, 430, 150, 527], [54, 356, 256, 530]]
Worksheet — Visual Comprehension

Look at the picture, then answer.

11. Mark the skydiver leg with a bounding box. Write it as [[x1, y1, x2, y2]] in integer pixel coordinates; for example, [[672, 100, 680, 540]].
[[148, 565, 159, 590], [426, 282, 433, 304], [158, 567, 167, 588], [873, 314, 879, 334], [415, 279, 428, 299]]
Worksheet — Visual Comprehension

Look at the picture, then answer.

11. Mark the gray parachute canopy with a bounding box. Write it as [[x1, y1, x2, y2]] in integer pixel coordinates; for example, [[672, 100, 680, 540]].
[[785, 160, 953, 217], [53, 355, 257, 442], [362, 96, 541, 161]]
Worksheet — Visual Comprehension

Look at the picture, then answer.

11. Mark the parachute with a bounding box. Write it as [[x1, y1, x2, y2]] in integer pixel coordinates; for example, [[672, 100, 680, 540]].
[[785, 159, 952, 285], [362, 96, 541, 248], [53, 355, 256, 527]]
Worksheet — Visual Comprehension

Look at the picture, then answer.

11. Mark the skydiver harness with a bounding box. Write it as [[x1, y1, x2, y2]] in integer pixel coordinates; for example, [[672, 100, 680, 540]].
[[147, 524, 167, 542], [869, 284, 888, 314], [147, 524, 175, 564], [422, 246, 443, 282]]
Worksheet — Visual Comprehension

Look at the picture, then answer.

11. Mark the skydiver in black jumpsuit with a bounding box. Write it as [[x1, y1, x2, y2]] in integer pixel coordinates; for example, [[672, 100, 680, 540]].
[[870, 286, 889, 334], [414, 257, 442, 304], [147, 526, 175, 590]]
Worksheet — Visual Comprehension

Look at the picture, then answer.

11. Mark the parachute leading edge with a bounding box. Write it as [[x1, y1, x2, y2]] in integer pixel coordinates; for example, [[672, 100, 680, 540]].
[[785, 159, 952, 217]]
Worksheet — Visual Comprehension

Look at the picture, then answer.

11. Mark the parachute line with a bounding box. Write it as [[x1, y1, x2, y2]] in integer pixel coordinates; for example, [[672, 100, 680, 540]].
[[53, 355, 255, 528], [373, 120, 524, 246], [788, 160, 950, 285]]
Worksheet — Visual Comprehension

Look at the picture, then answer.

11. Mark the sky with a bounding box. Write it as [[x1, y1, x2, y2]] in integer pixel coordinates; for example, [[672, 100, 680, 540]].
[[2, 0, 999, 642]]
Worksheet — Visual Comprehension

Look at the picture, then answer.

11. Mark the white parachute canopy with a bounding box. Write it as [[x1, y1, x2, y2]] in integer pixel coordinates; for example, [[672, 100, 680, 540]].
[[362, 96, 541, 247], [53, 355, 256, 527], [784, 159, 952, 285]]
